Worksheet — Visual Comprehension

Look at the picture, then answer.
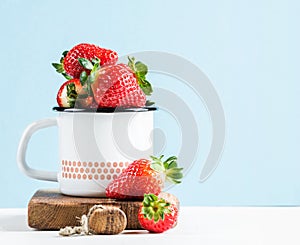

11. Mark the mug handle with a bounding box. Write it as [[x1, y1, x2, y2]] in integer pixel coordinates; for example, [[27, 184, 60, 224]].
[[17, 118, 58, 182]]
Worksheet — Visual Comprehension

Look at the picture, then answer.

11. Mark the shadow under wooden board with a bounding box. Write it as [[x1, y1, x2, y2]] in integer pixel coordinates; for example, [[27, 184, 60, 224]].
[[28, 189, 179, 230]]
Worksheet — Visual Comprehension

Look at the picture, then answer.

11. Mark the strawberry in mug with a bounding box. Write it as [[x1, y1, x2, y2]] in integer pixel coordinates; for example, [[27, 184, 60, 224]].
[[52, 43, 153, 109]]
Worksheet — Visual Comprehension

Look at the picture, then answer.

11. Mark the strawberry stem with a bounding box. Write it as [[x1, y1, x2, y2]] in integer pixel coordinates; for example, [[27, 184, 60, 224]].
[[141, 194, 171, 223], [78, 58, 94, 70], [150, 155, 183, 184], [128, 56, 153, 97], [78, 58, 101, 97], [52, 50, 72, 80], [79, 71, 88, 86]]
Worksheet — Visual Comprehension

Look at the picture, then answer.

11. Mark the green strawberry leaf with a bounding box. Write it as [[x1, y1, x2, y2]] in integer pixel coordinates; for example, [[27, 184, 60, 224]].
[[62, 73, 73, 80], [141, 194, 172, 223], [167, 160, 178, 169], [138, 79, 153, 96], [84, 62, 101, 97], [143, 197, 150, 206], [127, 56, 154, 97], [153, 213, 160, 222], [78, 58, 94, 70], [91, 57, 100, 65], [149, 155, 183, 184], [165, 156, 178, 163], [167, 171, 183, 180], [146, 100, 155, 106], [169, 179, 182, 184], [91, 62, 100, 74], [150, 162, 165, 172], [60, 51, 68, 63], [150, 155, 160, 161], [52, 63, 64, 73], [80, 71, 88, 86], [52, 63, 62, 70], [135, 61, 148, 77], [53, 50, 73, 80], [62, 50, 68, 57], [128, 56, 135, 71], [166, 167, 184, 183]]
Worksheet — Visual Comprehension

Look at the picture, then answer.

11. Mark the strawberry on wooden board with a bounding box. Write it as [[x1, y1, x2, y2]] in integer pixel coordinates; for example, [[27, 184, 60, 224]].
[[52, 43, 118, 79], [105, 155, 183, 200], [138, 193, 178, 233]]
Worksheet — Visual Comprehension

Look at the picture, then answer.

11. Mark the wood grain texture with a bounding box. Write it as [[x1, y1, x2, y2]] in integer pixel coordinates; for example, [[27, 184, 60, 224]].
[[28, 189, 179, 231], [28, 189, 141, 230]]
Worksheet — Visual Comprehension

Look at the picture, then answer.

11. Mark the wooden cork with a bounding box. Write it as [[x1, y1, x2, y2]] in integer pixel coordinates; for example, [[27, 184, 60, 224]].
[[88, 206, 127, 235]]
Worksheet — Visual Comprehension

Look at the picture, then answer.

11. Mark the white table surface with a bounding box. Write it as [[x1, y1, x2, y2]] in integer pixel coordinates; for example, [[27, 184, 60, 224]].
[[0, 207, 300, 245]]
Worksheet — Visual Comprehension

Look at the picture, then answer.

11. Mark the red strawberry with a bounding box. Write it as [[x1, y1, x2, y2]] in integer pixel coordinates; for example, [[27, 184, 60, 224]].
[[56, 78, 96, 108], [105, 155, 183, 200], [52, 43, 118, 79], [91, 63, 146, 107], [138, 193, 178, 233], [56, 79, 81, 107]]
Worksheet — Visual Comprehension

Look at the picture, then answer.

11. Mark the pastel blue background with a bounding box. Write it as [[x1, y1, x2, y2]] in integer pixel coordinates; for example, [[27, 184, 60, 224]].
[[1, 0, 299, 207]]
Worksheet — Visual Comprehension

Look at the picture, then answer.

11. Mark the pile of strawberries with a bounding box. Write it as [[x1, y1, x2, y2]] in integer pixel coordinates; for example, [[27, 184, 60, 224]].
[[52, 43, 153, 109], [53, 43, 183, 233], [106, 155, 183, 233]]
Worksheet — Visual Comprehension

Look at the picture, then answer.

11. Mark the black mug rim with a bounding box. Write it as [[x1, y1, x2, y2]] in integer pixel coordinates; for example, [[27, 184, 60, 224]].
[[52, 106, 157, 113]]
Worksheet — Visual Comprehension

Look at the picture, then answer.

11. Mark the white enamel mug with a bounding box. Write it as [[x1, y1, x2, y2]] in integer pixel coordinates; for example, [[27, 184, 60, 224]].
[[17, 107, 155, 197]]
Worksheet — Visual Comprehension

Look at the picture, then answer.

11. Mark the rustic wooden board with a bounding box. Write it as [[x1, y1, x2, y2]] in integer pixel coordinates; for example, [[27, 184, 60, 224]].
[[28, 189, 179, 231]]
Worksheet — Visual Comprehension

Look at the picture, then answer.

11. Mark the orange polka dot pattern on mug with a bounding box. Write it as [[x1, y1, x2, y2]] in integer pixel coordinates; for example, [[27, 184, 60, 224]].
[[61, 160, 129, 181]]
